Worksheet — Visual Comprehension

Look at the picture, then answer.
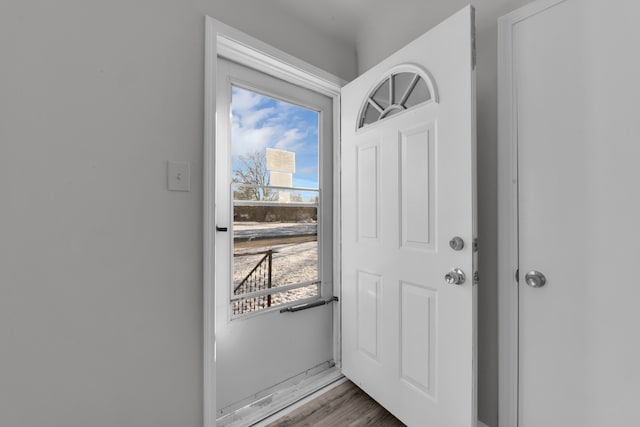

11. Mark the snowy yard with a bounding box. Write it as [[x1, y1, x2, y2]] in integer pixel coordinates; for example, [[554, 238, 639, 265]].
[[232, 222, 319, 314], [233, 241, 318, 287]]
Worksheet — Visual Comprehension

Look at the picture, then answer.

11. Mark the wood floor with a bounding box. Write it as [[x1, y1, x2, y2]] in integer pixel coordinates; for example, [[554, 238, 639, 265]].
[[267, 380, 406, 427]]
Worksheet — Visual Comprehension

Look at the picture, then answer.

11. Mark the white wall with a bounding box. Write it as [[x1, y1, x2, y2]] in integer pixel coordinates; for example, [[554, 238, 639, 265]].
[[0, 1, 355, 426], [355, 1, 533, 425]]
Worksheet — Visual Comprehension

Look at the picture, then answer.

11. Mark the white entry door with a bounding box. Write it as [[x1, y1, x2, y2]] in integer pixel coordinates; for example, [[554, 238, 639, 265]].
[[503, 0, 640, 425], [341, 7, 477, 427]]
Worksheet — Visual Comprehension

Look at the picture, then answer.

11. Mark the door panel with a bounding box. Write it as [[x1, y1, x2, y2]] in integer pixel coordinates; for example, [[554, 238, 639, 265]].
[[514, 0, 640, 426], [400, 123, 435, 250], [356, 141, 379, 241], [356, 271, 381, 359], [400, 281, 436, 398], [341, 7, 477, 426]]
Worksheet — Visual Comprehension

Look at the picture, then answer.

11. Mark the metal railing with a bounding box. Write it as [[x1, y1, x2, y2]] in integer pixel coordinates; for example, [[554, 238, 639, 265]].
[[232, 250, 273, 316]]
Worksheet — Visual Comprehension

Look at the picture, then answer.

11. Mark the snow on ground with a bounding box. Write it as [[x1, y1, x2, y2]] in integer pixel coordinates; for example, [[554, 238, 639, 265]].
[[234, 241, 318, 287], [232, 222, 320, 314]]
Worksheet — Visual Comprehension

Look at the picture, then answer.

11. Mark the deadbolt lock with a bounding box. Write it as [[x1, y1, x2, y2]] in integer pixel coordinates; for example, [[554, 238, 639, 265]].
[[445, 268, 466, 285], [449, 236, 465, 251]]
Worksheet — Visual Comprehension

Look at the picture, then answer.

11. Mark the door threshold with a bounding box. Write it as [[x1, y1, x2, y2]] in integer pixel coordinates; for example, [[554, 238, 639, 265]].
[[217, 365, 344, 427]]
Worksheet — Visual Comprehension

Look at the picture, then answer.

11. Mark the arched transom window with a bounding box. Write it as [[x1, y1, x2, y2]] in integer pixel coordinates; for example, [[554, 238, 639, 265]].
[[358, 67, 438, 129]]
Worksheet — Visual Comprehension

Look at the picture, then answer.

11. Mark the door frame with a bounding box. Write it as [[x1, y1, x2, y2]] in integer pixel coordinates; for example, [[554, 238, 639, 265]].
[[497, 1, 567, 426], [203, 17, 346, 427]]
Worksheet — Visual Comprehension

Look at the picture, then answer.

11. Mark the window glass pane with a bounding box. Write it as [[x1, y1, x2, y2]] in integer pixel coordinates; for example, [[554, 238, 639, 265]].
[[371, 78, 390, 110], [358, 71, 433, 129], [392, 72, 416, 105], [362, 103, 380, 127], [233, 186, 319, 290], [404, 77, 431, 108], [230, 86, 320, 316]]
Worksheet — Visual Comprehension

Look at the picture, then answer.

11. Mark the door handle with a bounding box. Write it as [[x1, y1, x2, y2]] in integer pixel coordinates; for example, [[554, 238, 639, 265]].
[[216, 226, 228, 232], [445, 268, 466, 285], [524, 270, 546, 288], [279, 296, 338, 313]]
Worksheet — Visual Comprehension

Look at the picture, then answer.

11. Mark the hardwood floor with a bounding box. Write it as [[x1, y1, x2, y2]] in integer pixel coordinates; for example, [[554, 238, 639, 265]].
[[267, 380, 405, 427]]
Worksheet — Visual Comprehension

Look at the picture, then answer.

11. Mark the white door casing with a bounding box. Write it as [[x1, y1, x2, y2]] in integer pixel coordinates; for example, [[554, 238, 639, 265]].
[[499, 0, 640, 426], [341, 6, 477, 427]]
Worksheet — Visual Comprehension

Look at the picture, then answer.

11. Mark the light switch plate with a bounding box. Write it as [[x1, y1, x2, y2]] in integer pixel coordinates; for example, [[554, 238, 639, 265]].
[[168, 161, 190, 191]]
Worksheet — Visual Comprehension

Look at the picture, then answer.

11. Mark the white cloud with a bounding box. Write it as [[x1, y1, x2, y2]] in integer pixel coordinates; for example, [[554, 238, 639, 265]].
[[275, 128, 305, 151], [242, 107, 275, 128], [232, 123, 278, 156], [231, 87, 312, 158], [231, 88, 262, 112]]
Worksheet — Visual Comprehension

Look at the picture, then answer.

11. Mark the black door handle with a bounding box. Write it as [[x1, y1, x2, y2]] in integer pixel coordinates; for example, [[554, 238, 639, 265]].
[[216, 226, 228, 232]]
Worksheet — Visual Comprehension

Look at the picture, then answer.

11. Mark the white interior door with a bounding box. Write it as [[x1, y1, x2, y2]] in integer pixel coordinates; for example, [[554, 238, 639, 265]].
[[341, 7, 477, 426], [511, 0, 640, 425]]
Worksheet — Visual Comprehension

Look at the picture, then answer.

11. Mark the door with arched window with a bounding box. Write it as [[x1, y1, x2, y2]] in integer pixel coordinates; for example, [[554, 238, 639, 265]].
[[341, 6, 477, 426]]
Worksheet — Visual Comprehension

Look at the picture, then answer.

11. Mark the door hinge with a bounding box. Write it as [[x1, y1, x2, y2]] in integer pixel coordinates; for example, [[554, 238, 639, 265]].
[[473, 271, 480, 285], [473, 238, 478, 252]]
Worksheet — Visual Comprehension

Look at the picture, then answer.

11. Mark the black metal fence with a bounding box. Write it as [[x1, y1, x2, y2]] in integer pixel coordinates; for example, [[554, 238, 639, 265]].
[[232, 250, 273, 316]]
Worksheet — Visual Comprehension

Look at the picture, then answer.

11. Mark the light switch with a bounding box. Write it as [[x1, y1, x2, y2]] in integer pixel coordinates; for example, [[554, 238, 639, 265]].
[[168, 161, 190, 191]]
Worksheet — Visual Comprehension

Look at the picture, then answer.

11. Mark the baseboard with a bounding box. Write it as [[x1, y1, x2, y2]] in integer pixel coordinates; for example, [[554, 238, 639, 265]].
[[478, 421, 490, 427]]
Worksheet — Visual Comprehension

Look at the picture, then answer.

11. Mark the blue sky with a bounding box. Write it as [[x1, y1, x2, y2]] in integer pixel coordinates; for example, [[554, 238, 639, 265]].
[[231, 86, 319, 189]]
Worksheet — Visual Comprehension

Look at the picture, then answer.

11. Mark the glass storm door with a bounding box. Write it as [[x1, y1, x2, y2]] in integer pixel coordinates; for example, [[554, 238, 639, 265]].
[[214, 58, 334, 414]]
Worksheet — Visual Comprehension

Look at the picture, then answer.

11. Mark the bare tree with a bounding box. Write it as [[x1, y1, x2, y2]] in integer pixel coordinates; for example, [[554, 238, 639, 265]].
[[233, 151, 276, 201]]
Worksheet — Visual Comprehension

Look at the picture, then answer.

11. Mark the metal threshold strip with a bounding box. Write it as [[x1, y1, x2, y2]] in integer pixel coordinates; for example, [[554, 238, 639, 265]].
[[216, 364, 345, 427]]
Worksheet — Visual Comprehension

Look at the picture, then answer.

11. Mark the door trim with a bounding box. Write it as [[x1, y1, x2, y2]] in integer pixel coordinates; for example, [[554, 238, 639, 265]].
[[204, 17, 346, 427], [497, 1, 568, 426]]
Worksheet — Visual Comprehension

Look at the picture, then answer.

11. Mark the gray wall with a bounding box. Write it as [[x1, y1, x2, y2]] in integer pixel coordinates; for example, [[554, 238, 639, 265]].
[[355, 1, 533, 425], [0, 1, 355, 426]]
